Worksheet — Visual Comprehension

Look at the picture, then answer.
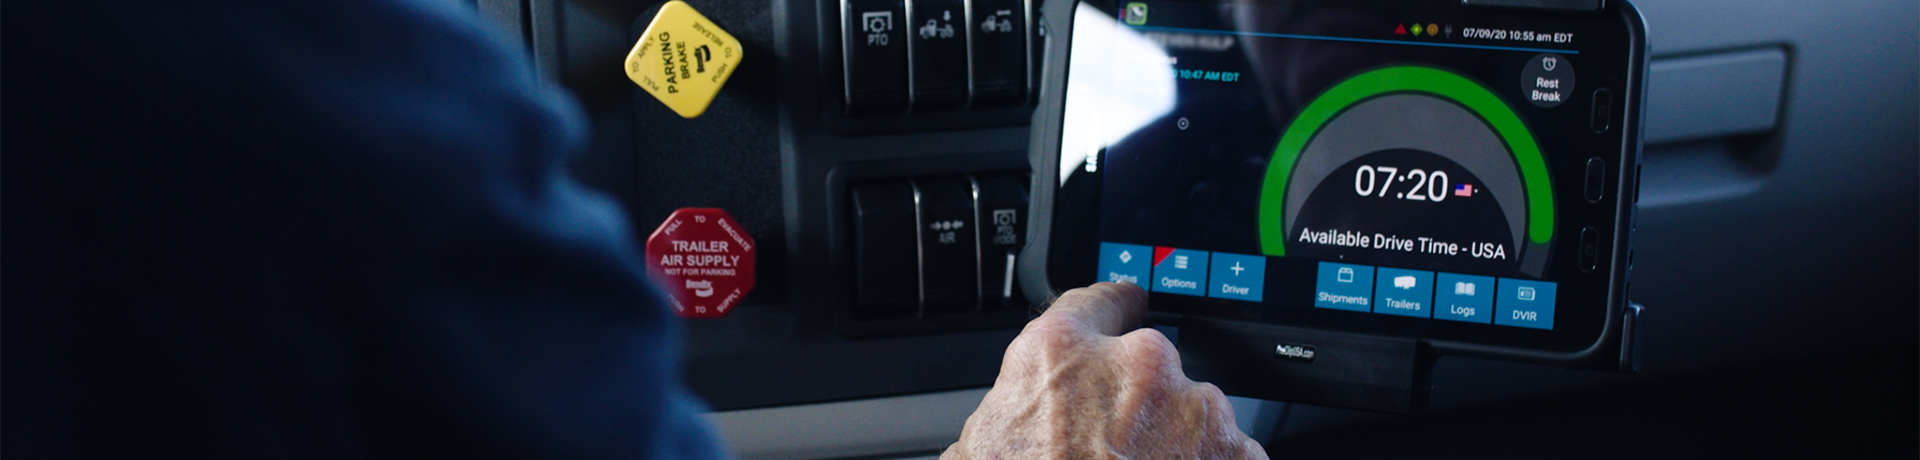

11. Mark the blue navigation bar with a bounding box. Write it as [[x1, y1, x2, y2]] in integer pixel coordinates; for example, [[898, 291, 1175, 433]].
[[1101, 242, 1558, 330]]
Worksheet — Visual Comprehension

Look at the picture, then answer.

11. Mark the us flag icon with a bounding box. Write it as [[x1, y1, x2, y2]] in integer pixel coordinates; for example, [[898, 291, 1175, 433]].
[[1455, 183, 1474, 197]]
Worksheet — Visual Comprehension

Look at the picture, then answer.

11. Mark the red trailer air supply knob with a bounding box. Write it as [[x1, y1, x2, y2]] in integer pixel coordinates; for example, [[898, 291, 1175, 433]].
[[645, 208, 756, 318]]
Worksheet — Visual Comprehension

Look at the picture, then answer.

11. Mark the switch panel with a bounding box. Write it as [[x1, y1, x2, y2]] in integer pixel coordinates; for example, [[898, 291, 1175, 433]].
[[967, 0, 1028, 105], [852, 183, 920, 317], [972, 174, 1029, 309], [906, 0, 970, 108], [843, 0, 909, 113], [912, 178, 979, 313]]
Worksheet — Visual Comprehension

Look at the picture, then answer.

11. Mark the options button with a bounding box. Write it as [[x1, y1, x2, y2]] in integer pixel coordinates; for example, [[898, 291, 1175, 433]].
[[1097, 242, 1151, 286], [1374, 268, 1434, 318], [1496, 278, 1558, 330], [1314, 262, 1374, 312], [1207, 252, 1266, 302], [1434, 273, 1495, 323], [1150, 247, 1209, 297]]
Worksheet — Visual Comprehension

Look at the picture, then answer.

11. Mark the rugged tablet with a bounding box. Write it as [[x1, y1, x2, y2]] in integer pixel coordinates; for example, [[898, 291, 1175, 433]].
[[1023, 0, 1647, 412]]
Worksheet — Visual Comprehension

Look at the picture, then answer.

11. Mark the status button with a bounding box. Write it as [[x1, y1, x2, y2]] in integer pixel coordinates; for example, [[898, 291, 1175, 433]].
[[1097, 242, 1152, 286], [1207, 252, 1266, 302], [1434, 273, 1496, 323], [1495, 278, 1558, 330], [1373, 268, 1434, 318], [1149, 247, 1208, 297], [1314, 262, 1374, 312]]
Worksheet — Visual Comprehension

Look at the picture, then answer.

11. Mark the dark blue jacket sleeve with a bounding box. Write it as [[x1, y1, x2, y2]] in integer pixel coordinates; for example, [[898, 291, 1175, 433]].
[[3, 0, 730, 458]]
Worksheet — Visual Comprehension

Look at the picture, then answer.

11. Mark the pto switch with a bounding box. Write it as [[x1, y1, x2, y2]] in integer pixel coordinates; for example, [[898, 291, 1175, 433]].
[[843, 0, 909, 113]]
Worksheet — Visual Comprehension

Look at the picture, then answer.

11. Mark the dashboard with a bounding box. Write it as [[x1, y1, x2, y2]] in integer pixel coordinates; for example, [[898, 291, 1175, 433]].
[[465, 0, 1916, 457]]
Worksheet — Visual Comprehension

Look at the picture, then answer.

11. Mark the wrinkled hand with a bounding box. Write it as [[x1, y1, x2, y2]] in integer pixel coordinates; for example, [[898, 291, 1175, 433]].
[[943, 283, 1268, 460]]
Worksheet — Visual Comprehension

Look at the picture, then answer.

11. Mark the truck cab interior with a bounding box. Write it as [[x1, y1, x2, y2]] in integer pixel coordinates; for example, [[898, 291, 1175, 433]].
[[441, 0, 1916, 456]]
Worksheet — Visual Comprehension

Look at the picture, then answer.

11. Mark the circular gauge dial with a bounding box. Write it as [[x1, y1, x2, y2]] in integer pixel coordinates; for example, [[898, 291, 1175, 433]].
[[1259, 66, 1555, 277]]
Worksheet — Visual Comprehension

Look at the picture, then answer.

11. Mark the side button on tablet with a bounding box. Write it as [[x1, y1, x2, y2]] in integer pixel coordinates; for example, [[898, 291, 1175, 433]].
[[1591, 88, 1612, 133], [1584, 157, 1606, 203], [1579, 227, 1600, 273]]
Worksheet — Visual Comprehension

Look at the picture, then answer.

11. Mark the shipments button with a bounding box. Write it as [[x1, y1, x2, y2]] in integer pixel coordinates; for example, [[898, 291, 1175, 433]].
[[1314, 262, 1374, 312]]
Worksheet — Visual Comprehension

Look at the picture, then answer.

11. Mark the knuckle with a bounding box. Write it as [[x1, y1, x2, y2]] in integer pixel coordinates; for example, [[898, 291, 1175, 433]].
[[1242, 437, 1272, 460], [1116, 329, 1177, 363], [1194, 381, 1231, 409]]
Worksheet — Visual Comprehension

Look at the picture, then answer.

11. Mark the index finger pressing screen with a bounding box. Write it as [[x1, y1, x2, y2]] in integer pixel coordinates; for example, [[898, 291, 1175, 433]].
[[1038, 282, 1149, 337]]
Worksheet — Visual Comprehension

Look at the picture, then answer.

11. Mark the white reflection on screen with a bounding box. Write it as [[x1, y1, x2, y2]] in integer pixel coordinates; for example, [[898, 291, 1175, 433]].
[[1057, 2, 1176, 186]]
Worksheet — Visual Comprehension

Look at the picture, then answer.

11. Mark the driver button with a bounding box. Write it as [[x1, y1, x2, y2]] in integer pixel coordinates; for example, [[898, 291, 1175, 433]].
[[1584, 157, 1606, 203]]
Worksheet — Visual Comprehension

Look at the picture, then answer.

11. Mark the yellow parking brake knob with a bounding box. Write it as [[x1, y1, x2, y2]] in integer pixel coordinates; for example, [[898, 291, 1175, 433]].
[[624, 1, 742, 118]]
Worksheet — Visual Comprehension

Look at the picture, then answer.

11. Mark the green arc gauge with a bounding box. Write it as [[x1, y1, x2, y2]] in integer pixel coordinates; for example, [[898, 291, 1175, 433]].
[[1258, 66, 1556, 276]]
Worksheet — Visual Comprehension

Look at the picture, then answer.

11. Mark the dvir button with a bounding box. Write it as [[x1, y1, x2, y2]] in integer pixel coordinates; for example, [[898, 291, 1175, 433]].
[[1207, 252, 1265, 302], [1149, 247, 1208, 297], [1314, 262, 1374, 312], [1496, 278, 1558, 330]]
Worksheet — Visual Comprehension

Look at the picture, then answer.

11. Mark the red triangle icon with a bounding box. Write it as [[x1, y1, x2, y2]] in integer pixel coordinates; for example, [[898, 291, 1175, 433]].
[[1394, 24, 1407, 35], [1153, 247, 1176, 267]]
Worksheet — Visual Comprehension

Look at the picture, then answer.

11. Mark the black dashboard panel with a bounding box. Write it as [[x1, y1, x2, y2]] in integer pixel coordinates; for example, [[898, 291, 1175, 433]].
[[506, 0, 1046, 410]]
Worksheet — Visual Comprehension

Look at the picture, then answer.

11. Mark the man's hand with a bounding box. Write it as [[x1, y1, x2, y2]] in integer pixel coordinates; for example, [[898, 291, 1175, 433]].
[[943, 283, 1268, 459]]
